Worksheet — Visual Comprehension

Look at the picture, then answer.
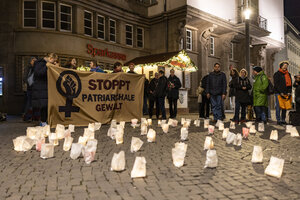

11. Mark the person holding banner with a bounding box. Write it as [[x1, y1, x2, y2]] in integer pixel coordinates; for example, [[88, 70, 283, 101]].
[[90, 60, 105, 73], [167, 69, 182, 119], [127, 63, 136, 74], [64, 57, 77, 69], [155, 70, 168, 120], [149, 73, 160, 119], [113, 62, 123, 73], [32, 53, 58, 127]]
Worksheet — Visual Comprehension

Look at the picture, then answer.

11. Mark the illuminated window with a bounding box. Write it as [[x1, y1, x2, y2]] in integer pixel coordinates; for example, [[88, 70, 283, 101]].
[[60, 4, 72, 31], [109, 19, 116, 42], [186, 29, 192, 51], [125, 24, 133, 46], [210, 37, 215, 56], [42, 1, 56, 29], [23, 0, 37, 27], [137, 27, 144, 48], [97, 15, 105, 39], [84, 11, 93, 36]]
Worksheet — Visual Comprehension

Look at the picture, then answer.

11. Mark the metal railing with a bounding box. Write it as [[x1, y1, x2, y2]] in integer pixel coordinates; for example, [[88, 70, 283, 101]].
[[258, 15, 267, 30]]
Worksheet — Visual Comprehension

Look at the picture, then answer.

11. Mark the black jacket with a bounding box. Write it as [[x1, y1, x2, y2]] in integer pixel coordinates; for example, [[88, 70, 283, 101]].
[[273, 71, 292, 94], [201, 75, 209, 96], [149, 78, 159, 100], [155, 76, 168, 98], [23, 64, 34, 91], [293, 81, 300, 104], [32, 58, 48, 108], [167, 75, 181, 99], [206, 71, 227, 96], [234, 77, 252, 104], [229, 76, 239, 97], [144, 78, 149, 97]]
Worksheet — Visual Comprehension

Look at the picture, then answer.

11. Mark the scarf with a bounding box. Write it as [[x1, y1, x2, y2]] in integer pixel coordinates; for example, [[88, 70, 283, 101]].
[[278, 68, 292, 87]]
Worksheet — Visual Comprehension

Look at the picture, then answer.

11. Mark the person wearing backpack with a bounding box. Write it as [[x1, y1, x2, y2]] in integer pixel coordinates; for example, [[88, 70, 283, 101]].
[[252, 66, 269, 124], [22, 57, 37, 121], [273, 61, 292, 125]]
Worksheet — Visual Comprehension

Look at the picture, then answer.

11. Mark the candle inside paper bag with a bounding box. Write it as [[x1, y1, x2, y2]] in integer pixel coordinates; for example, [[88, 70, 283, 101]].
[[208, 125, 215, 134], [249, 125, 256, 134], [147, 129, 156, 142], [147, 119, 152, 126], [40, 144, 54, 159], [204, 136, 214, 150], [242, 127, 249, 138], [251, 146, 263, 163], [222, 128, 229, 139], [78, 136, 88, 146], [264, 156, 284, 178], [131, 119, 138, 125], [229, 121, 235, 129], [218, 123, 224, 131], [49, 133, 59, 146], [270, 130, 278, 141], [180, 127, 188, 141], [162, 124, 169, 133], [290, 127, 299, 137], [120, 121, 125, 129], [63, 136, 74, 151], [258, 123, 264, 132], [141, 124, 148, 135], [204, 119, 209, 129], [158, 120, 162, 127]]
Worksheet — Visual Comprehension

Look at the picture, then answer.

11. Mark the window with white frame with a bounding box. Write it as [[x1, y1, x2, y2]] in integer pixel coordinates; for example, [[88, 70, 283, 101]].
[[210, 37, 215, 56], [186, 29, 192, 51], [230, 42, 234, 60], [60, 4, 72, 31], [109, 19, 116, 42], [137, 27, 144, 48], [125, 24, 133, 46], [23, 0, 37, 27], [97, 15, 105, 39], [84, 11, 93, 36], [42, 1, 55, 29]]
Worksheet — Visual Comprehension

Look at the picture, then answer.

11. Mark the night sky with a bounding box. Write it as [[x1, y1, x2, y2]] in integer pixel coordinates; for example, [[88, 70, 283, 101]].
[[284, 0, 300, 32]]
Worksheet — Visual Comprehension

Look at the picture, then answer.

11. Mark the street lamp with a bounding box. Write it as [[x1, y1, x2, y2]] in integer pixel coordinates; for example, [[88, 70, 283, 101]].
[[244, 8, 251, 73]]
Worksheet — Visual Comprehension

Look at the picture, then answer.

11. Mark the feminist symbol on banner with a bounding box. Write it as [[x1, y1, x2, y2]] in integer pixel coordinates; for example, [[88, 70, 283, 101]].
[[56, 71, 82, 117]]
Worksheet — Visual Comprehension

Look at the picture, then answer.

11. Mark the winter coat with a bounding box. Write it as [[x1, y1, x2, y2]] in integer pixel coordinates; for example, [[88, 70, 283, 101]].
[[32, 58, 48, 108], [273, 70, 292, 94], [253, 71, 269, 107], [229, 77, 239, 97], [144, 78, 149, 97], [167, 75, 182, 99], [201, 74, 209, 96], [23, 64, 34, 91], [206, 71, 227, 96], [149, 78, 159, 100], [234, 77, 252, 104], [155, 75, 168, 98], [293, 81, 300, 104]]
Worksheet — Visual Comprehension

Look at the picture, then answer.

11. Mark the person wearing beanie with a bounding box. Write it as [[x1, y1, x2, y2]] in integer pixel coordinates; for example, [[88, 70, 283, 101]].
[[273, 61, 292, 125], [252, 66, 268, 123]]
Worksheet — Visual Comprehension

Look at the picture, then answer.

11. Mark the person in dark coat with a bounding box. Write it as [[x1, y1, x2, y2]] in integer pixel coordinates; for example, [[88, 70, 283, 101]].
[[64, 58, 77, 69], [273, 61, 292, 125], [167, 69, 182, 118], [149, 72, 160, 119], [32, 53, 58, 126], [155, 70, 168, 119], [229, 68, 239, 120], [233, 68, 252, 123], [143, 78, 149, 115], [206, 63, 227, 122], [293, 74, 300, 113], [200, 74, 210, 119], [23, 57, 37, 121]]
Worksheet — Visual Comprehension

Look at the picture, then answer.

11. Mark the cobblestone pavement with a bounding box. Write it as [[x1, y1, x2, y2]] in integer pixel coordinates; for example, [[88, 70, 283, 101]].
[[0, 114, 300, 200]]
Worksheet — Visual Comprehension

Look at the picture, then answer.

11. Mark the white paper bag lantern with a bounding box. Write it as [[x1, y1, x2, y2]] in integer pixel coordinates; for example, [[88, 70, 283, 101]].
[[216, 120, 222, 128], [26, 127, 37, 140], [270, 130, 278, 141], [175, 142, 187, 152], [94, 122, 101, 131], [218, 122, 224, 131], [131, 157, 146, 178], [258, 123, 264, 132], [162, 119, 167, 125], [265, 156, 284, 178], [181, 118, 185, 125], [226, 132, 235, 144], [49, 133, 59, 146], [194, 119, 200, 127], [204, 119, 210, 129], [233, 134, 242, 146], [40, 125, 50, 137], [290, 127, 299, 137], [222, 128, 229, 139], [55, 124, 65, 139], [36, 137, 45, 152], [63, 136, 74, 151], [83, 128, 94, 139], [180, 127, 188, 141], [242, 127, 249, 138], [82, 139, 98, 164], [170, 119, 178, 127], [183, 119, 191, 128], [70, 143, 83, 160], [68, 124, 75, 133], [40, 144, 54, 159], [229, 121, 235, 129], [111, 119, 117, 127], [120, 121, 125, 129], [87, 123, 95, 131], [78, 136, 88, 146], [162, 124, 169, 133], [251, 146, 263, 163], [131, 119, 138, 128], [147, 129, 156, 142], [115, 127, 124, 145], [107, 127, 118, 140], [158, 120, 162, 127], [111, 151, 126, 171], [147, 119, 152, 126], [204, 136, 214, 150], [245, 122, 253, 128], [13, 136, 35, 152], [131, 137, 144, 153], [208, 125, 215, 135], [249, 125, 256, 134], [141, 118, 147, 125], [204, 149, 218, 168], [172, 148, 186, 168], [141, 123, 148, 135], [286, 125, 293, 133]]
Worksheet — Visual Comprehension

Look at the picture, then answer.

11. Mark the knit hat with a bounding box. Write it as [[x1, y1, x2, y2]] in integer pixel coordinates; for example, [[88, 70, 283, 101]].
[[252, 66, 262, 73]]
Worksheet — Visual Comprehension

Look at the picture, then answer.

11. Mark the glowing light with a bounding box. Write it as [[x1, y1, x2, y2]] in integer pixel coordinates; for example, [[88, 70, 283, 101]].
[[244, 8, 251, 20]]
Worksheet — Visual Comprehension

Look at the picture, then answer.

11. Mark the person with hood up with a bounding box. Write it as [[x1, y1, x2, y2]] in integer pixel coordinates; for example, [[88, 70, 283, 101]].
[[232, 68, 252, 123], [252, 66, 269, 123]]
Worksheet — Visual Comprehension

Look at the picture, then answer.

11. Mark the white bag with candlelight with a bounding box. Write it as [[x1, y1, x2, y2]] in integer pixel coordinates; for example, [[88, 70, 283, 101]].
[[162, 124, 169, 133], [265, 156, 284, 178], [204, 119, 209, 129], [226, 132, 235, 144], [83, 128, 94, 140], [194, 119, 200, 127], [218, 122, 224, 131], [13, 136, 35, 152], [131, 118, 139, 128], [147, 129, 156, 142], [251, 146, 263, 163], [130, 137, 144, 153], [82, 139, 98, 164], [94, 122, 101, 131], [141, 123, 147, 135], [233, 133, 242, 146], [229, 121, 235, 129], [249, 125, 256, 134], [258, 122, 264, 132], [180, 127, 188, 141], [111, 151, 126, 171], [208, 125, 215, 135], [70, 143, 83, 160], [40, 143, 54, 159], [290, 127, 299, 137], [204, 149, 218, 168], [172, 142, 187, 168], [222, 128, 229, 139], [115, 125, 124, 144], [63, 136, 74, 151], [55, 124, 65, 139], [131, 157, 147, 178], [204, 136, 214, 150], [270, 130, 278, 141]]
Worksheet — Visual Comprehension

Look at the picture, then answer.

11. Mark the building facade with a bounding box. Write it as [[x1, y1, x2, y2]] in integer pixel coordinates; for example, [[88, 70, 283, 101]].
[[0, 0, 285, 114]]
